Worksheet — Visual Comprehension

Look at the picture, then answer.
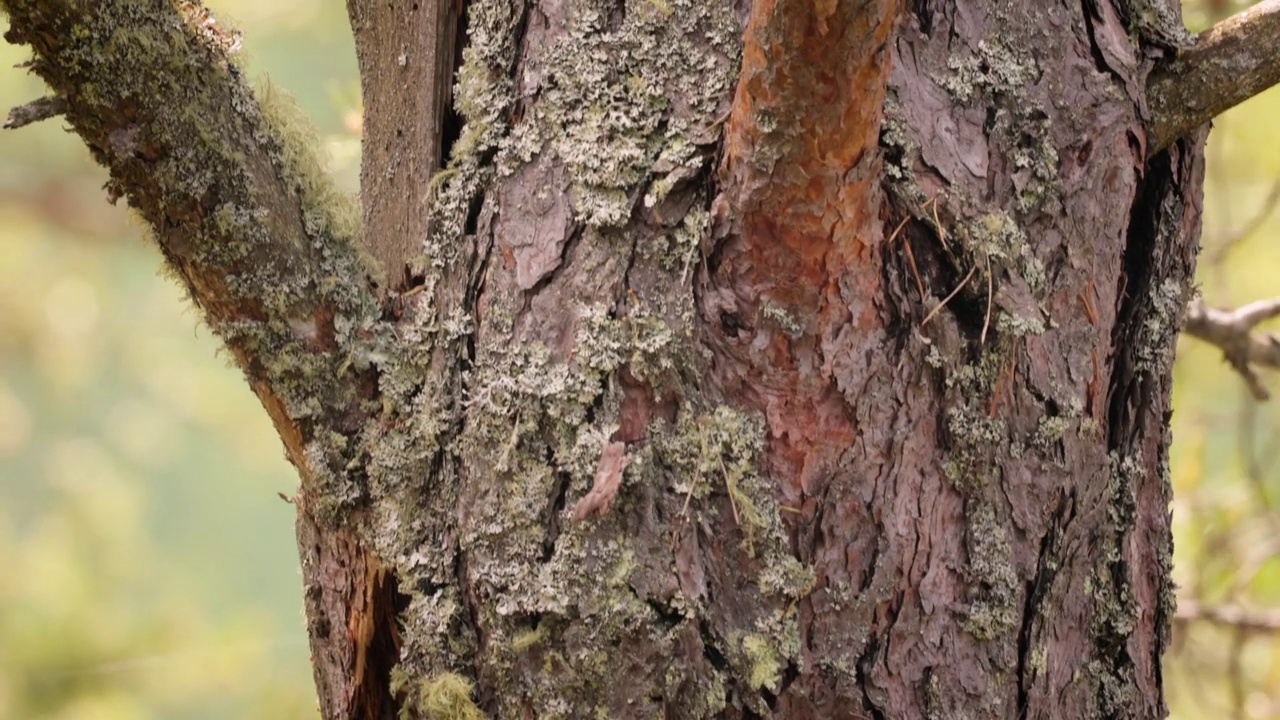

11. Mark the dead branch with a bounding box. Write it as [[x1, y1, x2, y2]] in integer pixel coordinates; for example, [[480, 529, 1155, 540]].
[[4, 94, 65, 129], [1148, 0, 1280, 153], [2, 9, 396, 718], [347, 0, 460, 288], [1183, 296, 1280, 399]]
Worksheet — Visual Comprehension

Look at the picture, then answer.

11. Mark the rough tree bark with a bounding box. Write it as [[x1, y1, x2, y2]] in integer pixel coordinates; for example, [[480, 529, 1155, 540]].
[[5, 0, 1280, 718]]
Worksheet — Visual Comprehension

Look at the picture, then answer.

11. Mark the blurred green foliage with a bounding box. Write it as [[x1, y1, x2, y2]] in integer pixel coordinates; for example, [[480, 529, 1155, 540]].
[[3, 0, 1280, 718], [1166, 3, 1280, 718], [0, 2, 356, 718]]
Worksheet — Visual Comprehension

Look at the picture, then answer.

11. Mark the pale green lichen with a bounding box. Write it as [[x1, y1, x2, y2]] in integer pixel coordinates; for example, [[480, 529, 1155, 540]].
[[655, 406, 769, 546], [936, 39, 1039, 104], [878, 95, 924, 202], [510, 624, 546, 653], [948, 406, 1007, 446], [761, 303, 803, 336], [1135, 278, 1188, 372], [1125, 0, 1195, 47], [963, 504, 1019, 640], [958, 211, 1046, 295], [492, 0, 740, 228], [8, 4, 383, 522], [1032, 415, 1071, 452], [741, 634, 782, 690], [658, 205, 709, 284]]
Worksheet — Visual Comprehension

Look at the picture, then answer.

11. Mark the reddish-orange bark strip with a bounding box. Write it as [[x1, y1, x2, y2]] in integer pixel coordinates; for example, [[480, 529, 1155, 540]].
[[721, 0, 899, 297], [717, 0, 899, 499]]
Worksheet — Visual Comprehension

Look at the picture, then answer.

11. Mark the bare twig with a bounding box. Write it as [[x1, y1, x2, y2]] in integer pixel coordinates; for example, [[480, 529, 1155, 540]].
[[889, 215, 927, 302], [1147, 0, 1280, 153], [3, 94, 65, 129], [1183, 296, 1280, 400], [981, 254, 993, 345]]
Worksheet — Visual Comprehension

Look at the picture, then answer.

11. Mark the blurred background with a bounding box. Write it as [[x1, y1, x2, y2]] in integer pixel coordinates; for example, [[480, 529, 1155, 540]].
[[1169, 2, 1280, 717], [1, 0, 1279, 718]]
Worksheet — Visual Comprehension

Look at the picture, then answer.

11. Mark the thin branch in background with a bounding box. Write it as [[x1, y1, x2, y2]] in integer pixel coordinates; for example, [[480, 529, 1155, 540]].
[[1184, 296, 1280, 399], [1210, 179, 1280, 267], [1176, 601, 1280, 632], [1233, 381, 1280, 556], [3, 95, 65, 129]]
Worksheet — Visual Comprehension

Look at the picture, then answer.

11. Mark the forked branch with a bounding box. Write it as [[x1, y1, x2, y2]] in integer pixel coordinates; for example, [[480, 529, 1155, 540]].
[[1184, 296, 1280, 400]]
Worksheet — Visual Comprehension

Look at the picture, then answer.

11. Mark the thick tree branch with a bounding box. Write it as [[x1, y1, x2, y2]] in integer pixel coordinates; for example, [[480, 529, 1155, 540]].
[[1, 1, 381, 492], [1183, 296, 1280, 399], [1147, 0, 1280, 153], [2, 5, 395, 717]]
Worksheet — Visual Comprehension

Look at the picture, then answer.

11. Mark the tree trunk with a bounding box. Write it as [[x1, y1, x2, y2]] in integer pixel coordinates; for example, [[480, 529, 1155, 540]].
[[2, 0, 1211, 718], [323, 0, 1206, 715]]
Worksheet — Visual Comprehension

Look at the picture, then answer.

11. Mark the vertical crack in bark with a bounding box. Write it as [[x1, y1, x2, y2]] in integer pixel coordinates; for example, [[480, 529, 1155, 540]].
[[1106, 152, 1171, 450], [452, 552, 490, 709], [1079, 0, 1121, 81], [1015, 491, 1070, 718], [352, 567, 410, 720], [439, 0, 470, 168], [855, 633, 889, 720]]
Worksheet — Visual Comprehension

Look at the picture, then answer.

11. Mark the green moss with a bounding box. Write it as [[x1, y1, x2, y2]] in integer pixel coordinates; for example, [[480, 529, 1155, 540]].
[[5, 4, 383, 522], [399, 672, 487, 720], [254, 78, 361, 246], [511, 625, 546, 653]]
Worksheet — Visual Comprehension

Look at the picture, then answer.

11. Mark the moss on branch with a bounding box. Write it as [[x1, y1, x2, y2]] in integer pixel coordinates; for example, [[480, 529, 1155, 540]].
[[2, 0, 381, 499]]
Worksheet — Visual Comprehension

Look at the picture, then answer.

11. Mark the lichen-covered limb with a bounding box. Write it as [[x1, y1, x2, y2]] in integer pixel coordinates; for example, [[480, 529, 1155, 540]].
[[1, 1, 380, 477], [1147, 0, 1280, 153], [1183, 296, 1280, 400], [2, 5, 394, 717], [4, 94, 66, 129]]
